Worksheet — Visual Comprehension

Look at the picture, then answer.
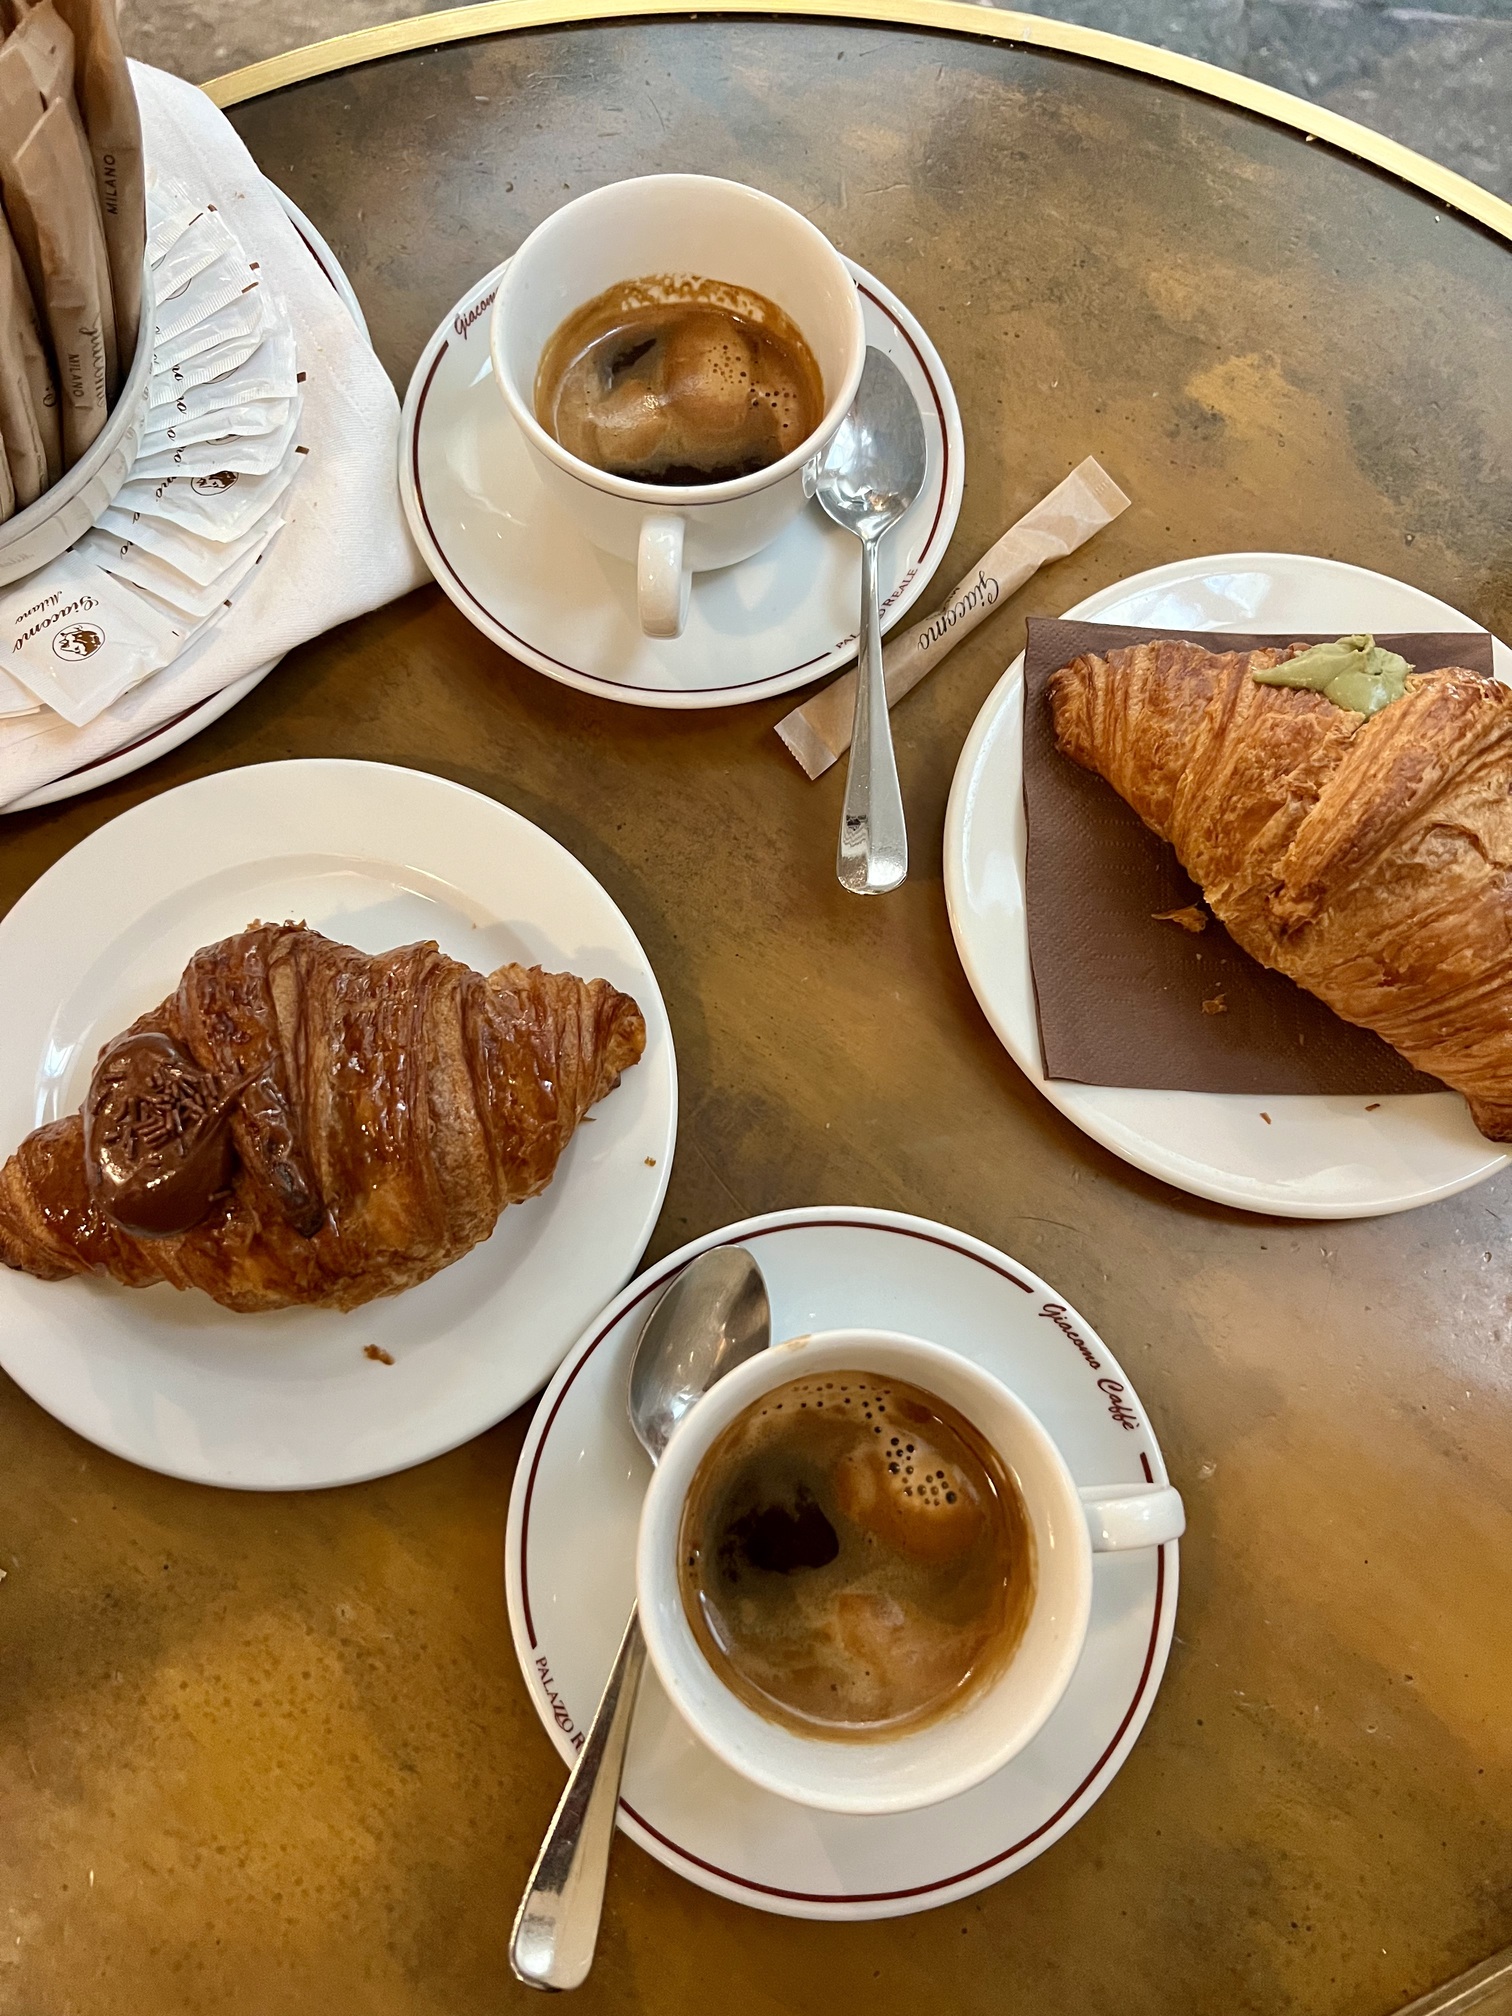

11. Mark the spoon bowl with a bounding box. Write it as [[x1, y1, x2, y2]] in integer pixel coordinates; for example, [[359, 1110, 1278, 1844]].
[[630, 1246, 772, 1461], [816, 351, 929, 546]]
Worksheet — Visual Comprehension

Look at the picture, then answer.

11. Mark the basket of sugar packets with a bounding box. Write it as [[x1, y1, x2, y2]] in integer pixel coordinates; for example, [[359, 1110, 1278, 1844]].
[[0, 0, 305, 733], [0, 0, 152, 580], [0, 149, 303, 728]]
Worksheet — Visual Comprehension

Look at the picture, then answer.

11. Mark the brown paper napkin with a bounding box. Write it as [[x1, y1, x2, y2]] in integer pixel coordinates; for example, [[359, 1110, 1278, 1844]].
[[1022, 618, 1496, 1095]]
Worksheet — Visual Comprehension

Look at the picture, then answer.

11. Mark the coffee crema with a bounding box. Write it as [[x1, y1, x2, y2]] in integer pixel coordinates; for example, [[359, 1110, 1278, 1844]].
[[677, 1370, 1035, 1740], [534, 276, 824, 486]]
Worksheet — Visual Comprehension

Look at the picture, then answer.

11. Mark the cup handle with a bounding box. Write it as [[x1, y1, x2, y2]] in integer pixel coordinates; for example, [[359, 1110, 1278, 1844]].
[[637, 515, 691, 638], [1079, 1483, 1186, 1552]]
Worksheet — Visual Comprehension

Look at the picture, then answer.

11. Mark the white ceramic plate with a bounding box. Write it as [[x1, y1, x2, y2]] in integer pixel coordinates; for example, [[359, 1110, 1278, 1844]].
[[3, 182, 368, 819], [270, 183, 371, 342], [400, 259, 964, 707], [0, 760, 676, 1489], [6, 665, 278, 815], [505, 1207, 1177, 1921], [944, 552, 1512, 1219]]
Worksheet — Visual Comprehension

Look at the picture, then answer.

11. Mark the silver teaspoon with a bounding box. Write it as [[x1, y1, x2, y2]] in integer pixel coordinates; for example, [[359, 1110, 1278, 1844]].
[[509, 1246, 771, 1992], [814, 347, 929, 895]]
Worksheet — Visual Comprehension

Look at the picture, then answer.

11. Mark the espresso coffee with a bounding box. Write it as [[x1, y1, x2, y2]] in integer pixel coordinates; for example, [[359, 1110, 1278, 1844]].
[[677, 1371, 1035, 1740], [535, 277, 825, 486]]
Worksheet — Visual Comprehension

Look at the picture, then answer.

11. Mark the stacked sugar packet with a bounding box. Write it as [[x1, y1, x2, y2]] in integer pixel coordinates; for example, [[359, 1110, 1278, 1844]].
[[0, 165, 301, 729]]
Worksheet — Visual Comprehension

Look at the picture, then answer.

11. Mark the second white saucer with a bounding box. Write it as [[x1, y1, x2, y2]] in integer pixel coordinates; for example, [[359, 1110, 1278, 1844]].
[[400, 261, 964, 708], [505, 1208, 1178, 1921]]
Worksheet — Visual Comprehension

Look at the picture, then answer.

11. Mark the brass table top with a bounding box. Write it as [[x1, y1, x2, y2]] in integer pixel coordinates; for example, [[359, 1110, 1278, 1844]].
[[3, 16, 1511, 2014]]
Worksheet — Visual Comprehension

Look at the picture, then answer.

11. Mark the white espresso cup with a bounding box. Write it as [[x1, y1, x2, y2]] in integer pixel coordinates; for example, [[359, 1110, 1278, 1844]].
[[490, 175, 867, 639], [637, 1328, 1185, 1816]]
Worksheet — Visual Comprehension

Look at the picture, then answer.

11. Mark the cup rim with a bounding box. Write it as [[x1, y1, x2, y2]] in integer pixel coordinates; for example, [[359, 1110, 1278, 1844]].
[[488, 172, 868, 507], [636, 1327, 1095, 1815]]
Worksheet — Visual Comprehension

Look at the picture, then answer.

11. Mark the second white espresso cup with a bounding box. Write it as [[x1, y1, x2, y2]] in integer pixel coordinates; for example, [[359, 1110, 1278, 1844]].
[[637, 1328, 1185, 1816], [489, 174, 867, 639]]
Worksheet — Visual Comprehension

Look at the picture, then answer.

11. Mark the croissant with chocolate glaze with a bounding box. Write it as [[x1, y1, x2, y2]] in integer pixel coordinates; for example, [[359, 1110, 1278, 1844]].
[[0, 925, 647, 1311], [1048, 640, 1512, 1139]]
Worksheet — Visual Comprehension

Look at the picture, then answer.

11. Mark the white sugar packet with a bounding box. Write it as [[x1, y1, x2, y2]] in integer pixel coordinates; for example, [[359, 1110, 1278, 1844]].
[[0, 551, 199, 726], [146, 165, 204, 263], [146, 193, 203, 264], [0, 64, 427, 810], [150, 327, 297, 419], [96, 497, 284, 584], [111, 550, 271, 638], [144, 396, 291, 454], [81, 518, 282, 618], [114, 437, 304, 539], [152, 203, 240, 300], [152, 324, 271, 400], [154, 258, 261, 350], [132, 395, 300, 482], [153, 283, 267, 373]]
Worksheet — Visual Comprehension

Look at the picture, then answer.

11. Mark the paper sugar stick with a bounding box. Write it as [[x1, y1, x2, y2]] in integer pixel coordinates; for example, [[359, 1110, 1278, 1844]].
[[52, 0, 146, 367], [0, 204, 58, 501], [4, 0, 118, 396], [776, 456, 1130, 780]]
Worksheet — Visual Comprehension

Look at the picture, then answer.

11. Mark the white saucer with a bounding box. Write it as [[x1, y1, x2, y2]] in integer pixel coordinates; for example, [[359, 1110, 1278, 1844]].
[[400, 260, 964, 708], [0, 760, 676, 1489], [944, 552, 1512, 1219], [504, 1207, 1177, 1922]]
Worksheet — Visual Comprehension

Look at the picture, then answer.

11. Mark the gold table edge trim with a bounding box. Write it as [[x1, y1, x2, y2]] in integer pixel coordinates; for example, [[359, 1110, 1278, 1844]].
[[200, 0, 1512, 247]]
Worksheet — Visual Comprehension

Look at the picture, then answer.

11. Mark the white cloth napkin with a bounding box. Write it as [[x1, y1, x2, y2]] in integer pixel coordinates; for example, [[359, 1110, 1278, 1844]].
[[0, 62, 429, 811]]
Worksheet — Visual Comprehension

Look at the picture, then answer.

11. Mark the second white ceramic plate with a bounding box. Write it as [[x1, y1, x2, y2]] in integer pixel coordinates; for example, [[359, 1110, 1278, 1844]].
[[944, 552, 1512, 1218], [0, 760, 676, 1487]]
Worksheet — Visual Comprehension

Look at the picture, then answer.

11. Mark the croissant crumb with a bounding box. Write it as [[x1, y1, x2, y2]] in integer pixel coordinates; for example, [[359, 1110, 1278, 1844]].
[[1153, 905, 1208, 934]]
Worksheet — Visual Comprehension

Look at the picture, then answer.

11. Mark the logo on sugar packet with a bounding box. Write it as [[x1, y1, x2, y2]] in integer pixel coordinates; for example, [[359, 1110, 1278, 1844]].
[[914, 568, 999, 658], [52, 623, 106, 661], [9, 583, 107, 656]]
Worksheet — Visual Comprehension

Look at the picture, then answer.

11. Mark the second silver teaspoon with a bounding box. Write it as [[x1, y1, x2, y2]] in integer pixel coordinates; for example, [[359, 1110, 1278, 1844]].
[[509, 1246, 771, 1992], [815, 346, 929, 896]]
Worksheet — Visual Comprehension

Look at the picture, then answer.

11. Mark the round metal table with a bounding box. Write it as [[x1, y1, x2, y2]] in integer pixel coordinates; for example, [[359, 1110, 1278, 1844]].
[[4, 9, 1511, 2011]]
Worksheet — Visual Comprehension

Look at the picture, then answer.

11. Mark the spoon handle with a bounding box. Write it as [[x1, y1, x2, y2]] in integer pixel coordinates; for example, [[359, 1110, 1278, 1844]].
[[510, 1605, 647, 1992], [837, 530, 908, 894]]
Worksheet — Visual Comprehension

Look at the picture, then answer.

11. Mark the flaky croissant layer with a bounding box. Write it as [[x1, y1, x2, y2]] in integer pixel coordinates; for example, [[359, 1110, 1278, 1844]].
[[1049, 641, 1512, 1140], [0, 926, 647, 1311]]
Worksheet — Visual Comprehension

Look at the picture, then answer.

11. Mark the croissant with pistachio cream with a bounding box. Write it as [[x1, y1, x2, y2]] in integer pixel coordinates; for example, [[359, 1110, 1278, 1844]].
[[1048, 634, 1512, 1139], [0, 924, 646, 1311]]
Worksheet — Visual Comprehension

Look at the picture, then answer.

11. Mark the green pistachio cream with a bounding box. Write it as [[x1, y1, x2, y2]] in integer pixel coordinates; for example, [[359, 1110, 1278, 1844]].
[[1251, 634, 1415, 716]]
